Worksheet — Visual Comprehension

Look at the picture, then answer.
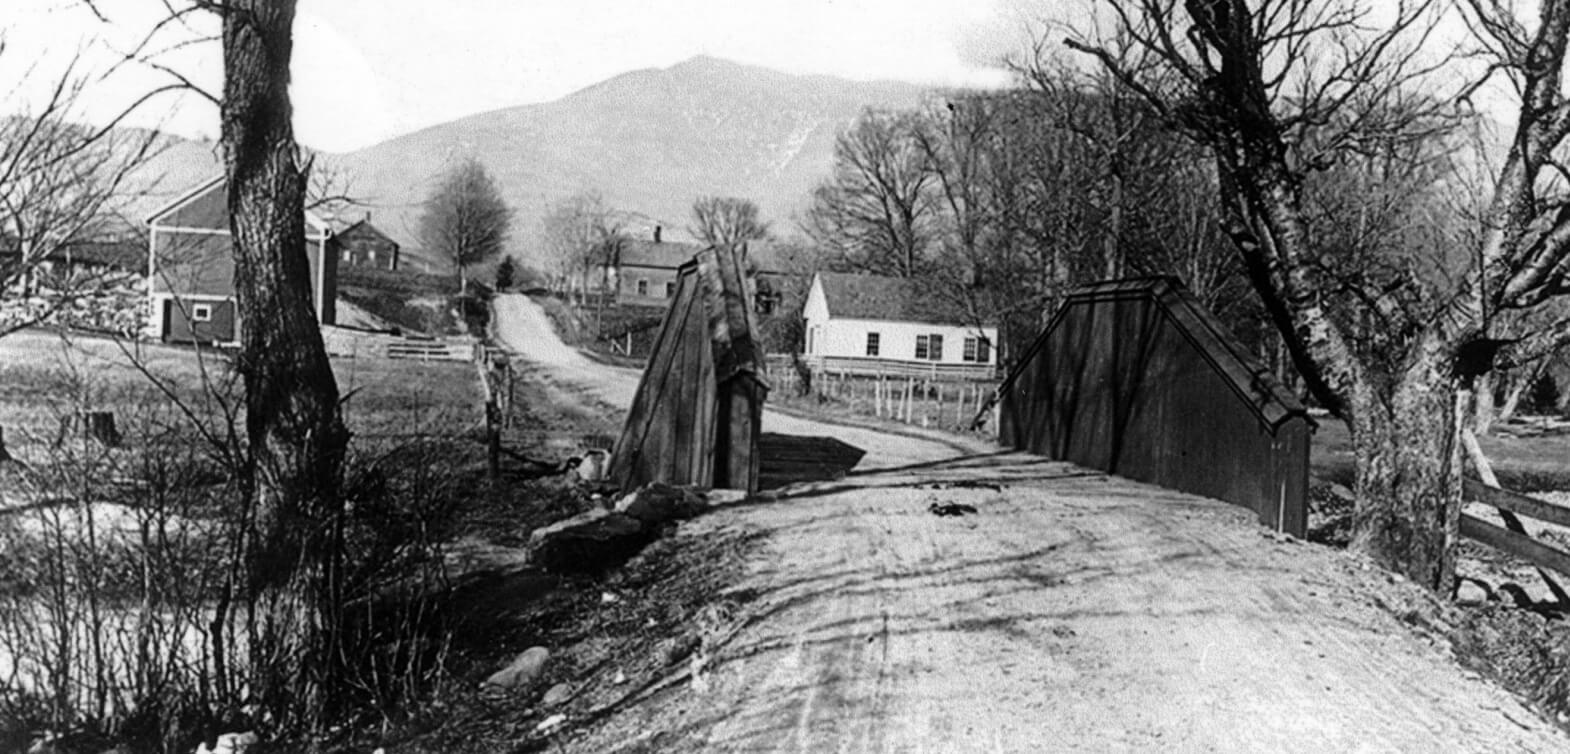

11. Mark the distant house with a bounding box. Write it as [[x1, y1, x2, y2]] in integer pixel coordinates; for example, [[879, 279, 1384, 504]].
[[145, 175, 338, 344], [331, 215, 400, 271], [590, 229, 703, 305], [802, 271, 997, 379], [589, 230, 808, 313]]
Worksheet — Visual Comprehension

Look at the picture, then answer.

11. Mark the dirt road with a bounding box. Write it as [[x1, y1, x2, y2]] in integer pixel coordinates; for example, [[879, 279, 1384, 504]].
[[489, 294, 991, 468], [491, 294, 1566, 752]]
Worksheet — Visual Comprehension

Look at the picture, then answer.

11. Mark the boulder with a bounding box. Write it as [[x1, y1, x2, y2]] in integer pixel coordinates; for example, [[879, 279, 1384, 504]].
[[614, 483, 708, 525], [529, 511, 654, 574], [574, 449, 610, 484], [484, 646, 550, 690], [541, 683, 572, 707], [527, 508, 609, 550]]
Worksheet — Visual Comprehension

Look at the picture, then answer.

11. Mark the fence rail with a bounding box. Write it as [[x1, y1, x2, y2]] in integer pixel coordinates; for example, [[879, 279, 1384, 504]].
[[1460, 476, 1570, 586], [321, 325, 479, 362], [797, 354, 1001, 382]]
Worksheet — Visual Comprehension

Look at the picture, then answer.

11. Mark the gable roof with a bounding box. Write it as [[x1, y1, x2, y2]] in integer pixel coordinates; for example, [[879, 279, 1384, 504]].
[[332, 218, 400, 248], [815, 271, 977, 327], [146, 175, 331, 235], [608, 239, 704, 269]]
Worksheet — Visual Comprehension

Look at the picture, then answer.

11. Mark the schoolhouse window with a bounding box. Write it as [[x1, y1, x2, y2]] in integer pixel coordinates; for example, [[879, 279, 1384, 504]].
[[915, 334, 929, 360], [191, 303, 213, 322], [637, 279, 649, 296], [666, 281, 676, 298], [866, 332, 880, 356], [928, 334, 943, 361]]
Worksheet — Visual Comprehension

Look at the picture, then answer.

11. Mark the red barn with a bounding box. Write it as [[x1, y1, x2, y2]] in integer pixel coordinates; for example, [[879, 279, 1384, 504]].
[[145, 176, 338, 344]]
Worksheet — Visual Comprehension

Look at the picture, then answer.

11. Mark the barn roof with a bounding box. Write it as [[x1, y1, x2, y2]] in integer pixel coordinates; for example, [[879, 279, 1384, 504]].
[[815, 271, 976, 327], [145, 174, 331, 235]]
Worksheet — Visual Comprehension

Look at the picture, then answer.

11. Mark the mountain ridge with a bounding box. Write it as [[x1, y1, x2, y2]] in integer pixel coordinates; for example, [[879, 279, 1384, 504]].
[[126, 55, 943, 273]]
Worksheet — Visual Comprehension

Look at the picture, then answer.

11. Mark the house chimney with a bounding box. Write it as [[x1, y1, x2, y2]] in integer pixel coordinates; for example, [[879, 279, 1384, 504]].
[[654, 225, 662, 243]]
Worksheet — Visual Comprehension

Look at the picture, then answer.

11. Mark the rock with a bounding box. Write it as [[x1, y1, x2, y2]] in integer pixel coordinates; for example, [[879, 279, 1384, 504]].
[[527, 508, 609, 550], [534, 713, 567, 733], [529, 511, 654, 574], [1455, 579, 1490, 605], [484, 646, 550, 690], [614, 482, 709, 525], [706, 489, 747, 506], [574, 449, 610, 483], [193, 731, 257, 754], [541, 683, 572, 707]]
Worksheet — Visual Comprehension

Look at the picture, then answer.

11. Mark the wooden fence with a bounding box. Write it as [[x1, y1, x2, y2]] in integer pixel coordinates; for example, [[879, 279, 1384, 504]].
[[321, 325, 479, 362], [771, 357, 998, 432], [799, 354, 1000, 382], [1461, 477, 1570, 595]]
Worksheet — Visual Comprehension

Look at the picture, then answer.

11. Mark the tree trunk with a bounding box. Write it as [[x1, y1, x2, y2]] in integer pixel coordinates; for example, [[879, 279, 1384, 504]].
[[1347, 361, 1463, 591], [220, 0, 350, 733]]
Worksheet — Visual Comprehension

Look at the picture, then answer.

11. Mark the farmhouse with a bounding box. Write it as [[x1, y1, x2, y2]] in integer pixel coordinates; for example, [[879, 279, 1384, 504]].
[[330, 215, 400, 271], [593, 233, 703, 305], [802, 271, 997, 379], [145, 175, 338, 344]]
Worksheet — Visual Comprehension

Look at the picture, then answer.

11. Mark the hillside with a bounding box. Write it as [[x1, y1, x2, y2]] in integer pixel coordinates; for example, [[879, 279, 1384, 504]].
[[321, 56, 932, 273], [116, 56, 936, 274]]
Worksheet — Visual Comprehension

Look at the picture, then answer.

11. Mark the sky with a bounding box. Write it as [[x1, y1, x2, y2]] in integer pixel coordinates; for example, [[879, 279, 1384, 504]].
[[5, 0, 1037, 153]]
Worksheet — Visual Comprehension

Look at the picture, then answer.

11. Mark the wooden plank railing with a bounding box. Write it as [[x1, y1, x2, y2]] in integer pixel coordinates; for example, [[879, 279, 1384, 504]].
[[1460, 476, 1570, 584], [800, 354, 1001, 382]]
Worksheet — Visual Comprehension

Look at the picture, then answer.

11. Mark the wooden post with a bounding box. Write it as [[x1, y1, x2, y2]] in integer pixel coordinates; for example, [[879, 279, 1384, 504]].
[[506, 365, 516, 429], [86, 412, 121, 447], [486, 401, 501, 484]]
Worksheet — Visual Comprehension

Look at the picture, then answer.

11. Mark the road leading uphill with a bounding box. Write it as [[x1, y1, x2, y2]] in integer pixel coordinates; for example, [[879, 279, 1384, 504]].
[[489, 293, 1566, 752]]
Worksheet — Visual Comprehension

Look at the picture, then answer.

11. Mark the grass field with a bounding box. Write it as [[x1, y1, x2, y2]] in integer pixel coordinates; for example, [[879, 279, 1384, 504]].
[[0, 328, 485, 456]]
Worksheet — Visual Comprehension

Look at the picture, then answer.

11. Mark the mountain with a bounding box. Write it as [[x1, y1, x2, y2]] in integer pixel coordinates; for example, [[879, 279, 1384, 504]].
[[323, 56, 933, 273], [120, 56, 938, 273]]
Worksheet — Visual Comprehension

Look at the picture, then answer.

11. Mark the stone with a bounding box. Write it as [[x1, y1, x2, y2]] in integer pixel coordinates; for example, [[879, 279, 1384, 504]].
[[574, 449, 610, 483], [614, 482, 709, 525], [1455, 580, 1489, 606], [529, 511, 654, 574], [542, 683, 572, 707], [193, 732, 257, 754], [706, 489, 747, 506], [484, 646, 550, 690], [527, 508, 609, 550]]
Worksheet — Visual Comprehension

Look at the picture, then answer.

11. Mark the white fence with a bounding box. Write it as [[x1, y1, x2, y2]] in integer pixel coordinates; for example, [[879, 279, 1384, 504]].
[[321, 325, 479, 362]]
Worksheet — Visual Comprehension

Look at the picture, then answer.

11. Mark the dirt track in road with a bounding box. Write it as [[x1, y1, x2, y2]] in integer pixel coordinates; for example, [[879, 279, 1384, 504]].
[[490, 294, 1566, 752]]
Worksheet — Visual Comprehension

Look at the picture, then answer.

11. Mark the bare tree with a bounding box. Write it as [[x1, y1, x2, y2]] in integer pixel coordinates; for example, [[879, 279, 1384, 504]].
[[0, 53, 161, 337], [207, 0, 350, 731], [419, 158, 512, 294], [1061, 0, 1570, 588], [541, 191, 626, 300], [806, 109, 937, 277], [689, 195, 770, 248]]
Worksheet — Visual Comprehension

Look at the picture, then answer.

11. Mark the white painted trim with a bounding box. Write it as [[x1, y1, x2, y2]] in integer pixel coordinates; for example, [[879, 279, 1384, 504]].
[[144, 174, 223, 226], [147, 225, 229, 235], [315, 236, 327, 322]]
